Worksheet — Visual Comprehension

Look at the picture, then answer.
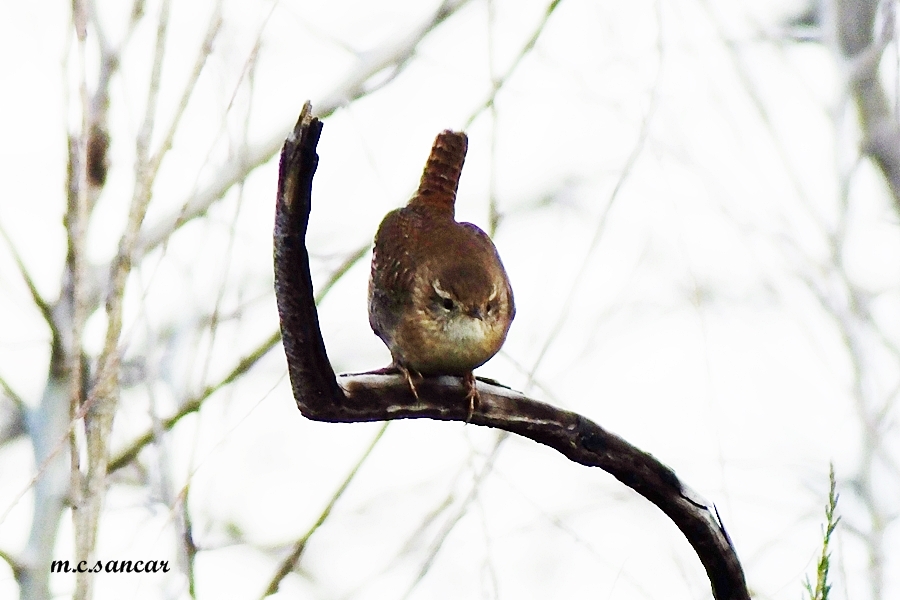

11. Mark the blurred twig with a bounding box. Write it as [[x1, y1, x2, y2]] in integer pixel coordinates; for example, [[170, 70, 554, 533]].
[[527, 0, 663, 380], [133, 0, 473, 262], [108, 242, 369, 473], [463, 0, 563, 129], [260, 422, 389, 598], [399, 435, 506, 599], [0, 224, 57, 340]]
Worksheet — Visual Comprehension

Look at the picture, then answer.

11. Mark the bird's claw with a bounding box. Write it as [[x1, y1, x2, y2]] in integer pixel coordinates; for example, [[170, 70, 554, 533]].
[[464, 372, 479, 422], [399, 365, 421, 401]]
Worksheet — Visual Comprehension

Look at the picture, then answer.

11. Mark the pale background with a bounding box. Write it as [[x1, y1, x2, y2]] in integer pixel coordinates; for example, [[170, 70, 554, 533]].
[[0, 0, 898, 599]]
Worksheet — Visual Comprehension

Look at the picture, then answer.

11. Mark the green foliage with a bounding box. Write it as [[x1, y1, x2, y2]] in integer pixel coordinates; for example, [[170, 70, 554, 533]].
[[804, 464, 840, 600]]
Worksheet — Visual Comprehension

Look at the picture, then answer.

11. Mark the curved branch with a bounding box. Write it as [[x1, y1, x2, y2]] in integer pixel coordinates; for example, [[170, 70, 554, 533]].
[[274, 103, 750, 600]]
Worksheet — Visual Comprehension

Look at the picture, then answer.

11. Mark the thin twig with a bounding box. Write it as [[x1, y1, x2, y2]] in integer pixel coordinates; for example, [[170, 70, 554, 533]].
[[463, 0, 564, 129], [108, 242, 369, 473], [0, 223, 57, 337], [0, 375, 26, 446], [108, 329, 279, 473], [133, 0, 472, 262], [146, 3, 223, 181], [260, 422, 389, 598], [527, 0, 663, 378], [0, 374, 26, 417], [400, 435, 506, 599], [486, 0, 501, 236], [699, 0, 831, 233]]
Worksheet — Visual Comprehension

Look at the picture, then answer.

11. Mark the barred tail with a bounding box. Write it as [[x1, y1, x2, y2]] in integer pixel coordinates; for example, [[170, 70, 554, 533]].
[[410, 130, 468, 214]]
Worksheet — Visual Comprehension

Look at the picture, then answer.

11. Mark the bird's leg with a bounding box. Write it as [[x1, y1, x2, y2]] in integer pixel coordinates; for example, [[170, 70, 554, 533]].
[[464, 372, 479, 422], [397, 364, 421, 401]]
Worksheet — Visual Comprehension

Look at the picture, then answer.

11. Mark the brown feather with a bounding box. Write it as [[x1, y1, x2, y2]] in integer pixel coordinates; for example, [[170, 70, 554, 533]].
[[368, 130, 514, 377]]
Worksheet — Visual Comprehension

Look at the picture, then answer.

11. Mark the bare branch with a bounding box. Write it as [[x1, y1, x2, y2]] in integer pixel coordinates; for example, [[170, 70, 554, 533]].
[[67, 2, 94, 596], [74, 1, 173, 597], [833, 0, 900, 211]]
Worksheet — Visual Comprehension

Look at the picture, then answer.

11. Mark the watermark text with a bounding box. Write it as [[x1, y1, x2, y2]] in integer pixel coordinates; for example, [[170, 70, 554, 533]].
[[50, 559, 170, 574]]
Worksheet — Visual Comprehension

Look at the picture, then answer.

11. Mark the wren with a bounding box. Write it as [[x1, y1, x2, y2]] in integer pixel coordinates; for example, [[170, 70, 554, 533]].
[[368, 130, 515, 413]]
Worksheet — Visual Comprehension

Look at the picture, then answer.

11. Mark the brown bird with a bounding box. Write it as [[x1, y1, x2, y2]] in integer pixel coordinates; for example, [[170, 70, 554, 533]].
[[368, 130, 515, 414]]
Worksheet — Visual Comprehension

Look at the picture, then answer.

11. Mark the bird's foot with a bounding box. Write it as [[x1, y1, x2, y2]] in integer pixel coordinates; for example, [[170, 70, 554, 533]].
[[464, 372, 479, 422], [398, 365, 421, 401]]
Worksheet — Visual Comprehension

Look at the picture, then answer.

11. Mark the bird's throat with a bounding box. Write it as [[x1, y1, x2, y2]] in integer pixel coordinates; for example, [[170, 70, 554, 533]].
[[392, 310, 506, 376]]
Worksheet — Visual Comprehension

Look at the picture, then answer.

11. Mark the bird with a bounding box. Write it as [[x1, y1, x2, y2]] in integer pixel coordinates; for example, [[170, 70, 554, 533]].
[[367, 130, 515, 416]]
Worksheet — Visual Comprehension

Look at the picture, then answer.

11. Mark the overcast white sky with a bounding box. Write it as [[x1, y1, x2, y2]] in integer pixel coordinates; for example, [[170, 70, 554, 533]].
[[1, 0, 899, 599]]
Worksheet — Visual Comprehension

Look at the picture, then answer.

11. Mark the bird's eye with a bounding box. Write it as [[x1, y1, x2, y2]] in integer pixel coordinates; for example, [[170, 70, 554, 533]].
[[486, 301, 496, 314], [442, 298, 454, 310]]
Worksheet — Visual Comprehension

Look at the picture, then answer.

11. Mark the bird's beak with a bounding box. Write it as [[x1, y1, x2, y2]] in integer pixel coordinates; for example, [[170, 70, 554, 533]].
[[467, 307, 484, 320]]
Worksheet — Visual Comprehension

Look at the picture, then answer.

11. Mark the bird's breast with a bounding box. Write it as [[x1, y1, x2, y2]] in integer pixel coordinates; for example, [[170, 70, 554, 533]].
[[392, 308, 507, 375]]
